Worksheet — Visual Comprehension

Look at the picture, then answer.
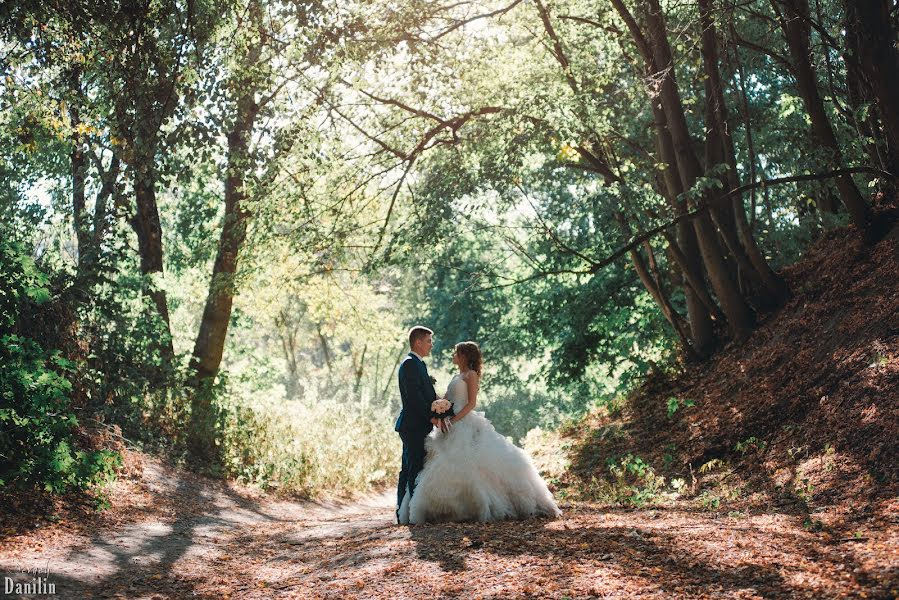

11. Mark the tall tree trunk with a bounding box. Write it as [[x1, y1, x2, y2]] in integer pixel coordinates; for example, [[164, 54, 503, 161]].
[[633, 245, 699, 361], [354, 344, 367, 394], [318, 326, 333, 371], [130, 164, 175, 359], [276, 310, 302, 399], [844, 0, 899, 181], [676, 222, 716, 354], [615, 209, 699, 360], [846, 52, 898, 179], [700, 0, 790, 309], [75, 152, 120, 289], [617, 1, 720, 356], [639, 0, 756, 340], [68, 72, 89, 269], [190, 109, 258, 382], [776, 0, 873, 234], [652, 105, 718, 356], [114, 1, 188, 362], [729, 21, 761, 229], [845, 1, 899, 158], [91, 153, 120, 254], [187, 33, 261, 461]]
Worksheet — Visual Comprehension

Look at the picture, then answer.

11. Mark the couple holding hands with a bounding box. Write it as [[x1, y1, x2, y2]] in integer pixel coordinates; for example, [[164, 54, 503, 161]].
[[394, 326, 561, 525]]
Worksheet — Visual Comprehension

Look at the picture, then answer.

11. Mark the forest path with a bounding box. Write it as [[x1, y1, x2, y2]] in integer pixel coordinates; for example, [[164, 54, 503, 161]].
[[0, 458, 895, 599]]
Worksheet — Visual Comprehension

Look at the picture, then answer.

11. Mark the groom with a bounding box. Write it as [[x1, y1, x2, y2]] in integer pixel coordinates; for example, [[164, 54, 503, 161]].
[[394, 326, 442, 522]]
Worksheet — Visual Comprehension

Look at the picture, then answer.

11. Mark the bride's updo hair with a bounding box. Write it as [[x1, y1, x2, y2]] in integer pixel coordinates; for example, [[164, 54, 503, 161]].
[[454, 341, 482, 376]]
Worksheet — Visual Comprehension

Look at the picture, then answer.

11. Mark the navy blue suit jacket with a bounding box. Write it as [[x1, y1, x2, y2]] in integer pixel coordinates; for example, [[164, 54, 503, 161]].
[[394, 353, 436, 435]]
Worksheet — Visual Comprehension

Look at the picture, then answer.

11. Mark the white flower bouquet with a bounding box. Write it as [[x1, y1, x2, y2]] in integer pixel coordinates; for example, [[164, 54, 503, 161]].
[[430, 397, 455, 430]]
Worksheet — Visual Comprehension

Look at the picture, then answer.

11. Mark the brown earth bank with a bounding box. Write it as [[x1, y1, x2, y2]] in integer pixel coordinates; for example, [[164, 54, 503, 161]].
[[558, 217, 898, 515]]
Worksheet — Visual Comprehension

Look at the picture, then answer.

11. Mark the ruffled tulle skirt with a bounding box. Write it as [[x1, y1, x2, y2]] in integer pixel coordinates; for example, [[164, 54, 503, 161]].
[[398, 412, 561, 524]]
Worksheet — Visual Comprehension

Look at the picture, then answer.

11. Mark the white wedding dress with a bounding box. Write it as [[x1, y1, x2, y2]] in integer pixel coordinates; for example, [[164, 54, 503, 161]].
[[398, 372, 561, 524]]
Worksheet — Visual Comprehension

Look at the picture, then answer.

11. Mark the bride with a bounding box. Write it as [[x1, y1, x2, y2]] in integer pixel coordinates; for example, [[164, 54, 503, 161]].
[[398, 341, 561, 524]]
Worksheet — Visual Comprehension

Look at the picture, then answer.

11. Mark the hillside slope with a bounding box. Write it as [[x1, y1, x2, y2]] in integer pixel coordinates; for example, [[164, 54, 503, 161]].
[[559, 220, 898, 521]]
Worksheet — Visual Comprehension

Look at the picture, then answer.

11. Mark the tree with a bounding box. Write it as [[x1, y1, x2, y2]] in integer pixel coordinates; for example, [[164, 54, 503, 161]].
[[771, 0, 872, 230], [110, 0, 218, 360], [845, 1, 899, 158]]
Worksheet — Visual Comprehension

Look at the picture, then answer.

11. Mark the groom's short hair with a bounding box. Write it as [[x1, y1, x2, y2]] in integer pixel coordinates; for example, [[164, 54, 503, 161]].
[[408, 326, 433, 348]]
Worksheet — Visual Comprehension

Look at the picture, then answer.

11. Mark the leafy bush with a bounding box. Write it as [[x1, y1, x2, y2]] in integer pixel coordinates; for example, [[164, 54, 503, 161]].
[[215, 385, 400, 497], [0, 241, 121, 493], [580, 453, 670, 506]]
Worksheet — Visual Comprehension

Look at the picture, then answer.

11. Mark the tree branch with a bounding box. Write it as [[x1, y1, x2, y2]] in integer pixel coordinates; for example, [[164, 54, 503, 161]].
[[423, 0, 524, 42], [472, 166, 896, 291]]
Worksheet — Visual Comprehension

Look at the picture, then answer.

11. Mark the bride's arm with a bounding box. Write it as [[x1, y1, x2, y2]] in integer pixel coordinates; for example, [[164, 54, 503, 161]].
[[451, 371, 479, 422]]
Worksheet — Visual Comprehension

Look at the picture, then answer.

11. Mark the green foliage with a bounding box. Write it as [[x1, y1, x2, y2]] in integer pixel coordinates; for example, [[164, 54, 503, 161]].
[[734, 436, 767, 455], [215, 386, 399, 496], [579, 454, 670, 507], [666, 396, 695, 418], [0, 241, 121, 494], [482, 383, 566, 444]]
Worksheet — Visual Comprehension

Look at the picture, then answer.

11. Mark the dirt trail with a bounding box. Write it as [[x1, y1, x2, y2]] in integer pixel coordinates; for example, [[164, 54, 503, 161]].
[[1, 458, 896, 599]]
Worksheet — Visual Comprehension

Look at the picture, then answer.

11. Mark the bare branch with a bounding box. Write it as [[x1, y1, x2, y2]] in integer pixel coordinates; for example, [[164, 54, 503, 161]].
[[557, 14, 623, 36], [424, 0, 524, 43]]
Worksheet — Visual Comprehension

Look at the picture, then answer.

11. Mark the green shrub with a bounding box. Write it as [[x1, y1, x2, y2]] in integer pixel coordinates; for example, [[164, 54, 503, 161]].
[[214, 386, 400, 497], [0, 240, 121, 493], [580, 453, 669, 506]]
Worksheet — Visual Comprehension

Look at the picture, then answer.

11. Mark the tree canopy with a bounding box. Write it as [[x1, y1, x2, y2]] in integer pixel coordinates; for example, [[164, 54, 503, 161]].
[[1, 0, 896, 495]]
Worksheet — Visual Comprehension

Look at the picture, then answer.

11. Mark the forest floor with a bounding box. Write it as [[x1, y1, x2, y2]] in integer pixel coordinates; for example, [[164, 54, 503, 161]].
[[0, 454, 896, 599]]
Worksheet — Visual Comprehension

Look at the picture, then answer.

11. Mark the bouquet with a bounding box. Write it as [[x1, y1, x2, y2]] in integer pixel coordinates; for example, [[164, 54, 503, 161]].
[[430, 397, 455, 430]]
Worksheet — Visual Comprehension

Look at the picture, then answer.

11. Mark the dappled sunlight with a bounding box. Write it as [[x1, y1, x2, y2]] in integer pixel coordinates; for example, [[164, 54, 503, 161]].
[[2, 458, 895, 598]]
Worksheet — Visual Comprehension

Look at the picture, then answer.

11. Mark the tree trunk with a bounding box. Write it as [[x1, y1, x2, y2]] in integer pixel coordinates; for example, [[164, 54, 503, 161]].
[[354, 344, 367, 394], [91, 153, 120, 253], [776, 0, 873, 233], [187, 49, 261, 462], [652, 105, 717, 356], [700, 0, 790, 309], [190, 0, 265, 389], [661, 229, 723, 321], [131, 163, 175, 359], [729, 24, 761, 230], [113, 1, 188, 362], [845, 0, 899, 183], [845, 1, 899, 158], [75, 152, 120, 289], [277, 312, 302, 399], [614, 209, 698, 360], [846, 48, 896, 177], [69, 95, 89, 268], [675, 222, 716, 355], [190, 112, 257, 382], [640, 0, 756, 340], [318, 326, 333, 371], [634, 245, 699, 361]]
